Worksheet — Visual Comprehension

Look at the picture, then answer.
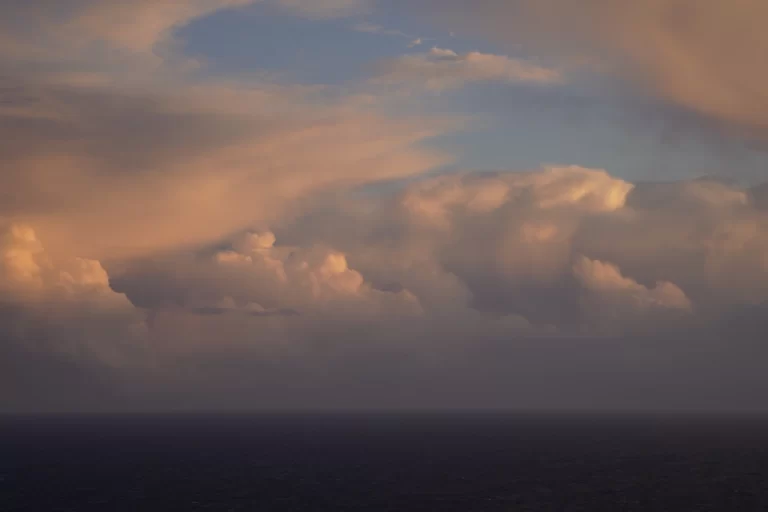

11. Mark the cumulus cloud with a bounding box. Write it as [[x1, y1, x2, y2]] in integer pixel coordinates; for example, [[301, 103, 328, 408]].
[[5, 166, 768, 412], [260, 167, 768, 329], [65, 166, 768, 411], [372, 47, 562, 91], [573, 257, 691, 311], [4, 0, 768, 413], [573, 256, 692, 332], [401, 166, 632, 227], [0, 0, 450, 411], [0, 224, 146, 369], [1, 224, 46, 294], [211, 231, 424, 317], [1, 224, 126, 305], [101, 166, 768, 340]]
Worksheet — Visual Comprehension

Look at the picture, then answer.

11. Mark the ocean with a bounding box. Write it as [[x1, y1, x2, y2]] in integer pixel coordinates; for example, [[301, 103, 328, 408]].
[[3, 413, 768, 511]]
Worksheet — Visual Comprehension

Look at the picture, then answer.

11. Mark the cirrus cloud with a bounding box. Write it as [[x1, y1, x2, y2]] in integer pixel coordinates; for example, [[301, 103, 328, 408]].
[[372, 46, 563, 91]]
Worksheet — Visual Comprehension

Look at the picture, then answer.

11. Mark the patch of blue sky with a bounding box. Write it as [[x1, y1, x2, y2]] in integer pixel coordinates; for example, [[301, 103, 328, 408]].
[[414, 82, 768, 184], [179, 5, 420, 84], [177, 4, 768, 186]]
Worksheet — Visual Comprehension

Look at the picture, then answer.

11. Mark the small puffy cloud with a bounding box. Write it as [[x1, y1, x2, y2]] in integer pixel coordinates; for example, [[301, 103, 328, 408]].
[[574, 256, 692, 313], [215, 232, 425, 317], [119, 231, 425, 321], [373, 46, 563, 91]]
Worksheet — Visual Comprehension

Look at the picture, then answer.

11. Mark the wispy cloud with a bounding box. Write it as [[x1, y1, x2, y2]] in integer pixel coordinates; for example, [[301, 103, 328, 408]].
[[372, 47, 563, 91], [352, 21, 429, 47]]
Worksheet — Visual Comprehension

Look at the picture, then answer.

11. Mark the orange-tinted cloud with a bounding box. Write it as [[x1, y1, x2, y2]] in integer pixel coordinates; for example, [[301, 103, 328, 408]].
[[404, 0, 768, 136], [1, 79, 450, 260]]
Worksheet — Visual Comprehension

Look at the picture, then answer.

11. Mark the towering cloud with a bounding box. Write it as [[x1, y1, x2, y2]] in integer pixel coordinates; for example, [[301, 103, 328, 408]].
[[2, 0, 768, 413], [0, 224, 146, 373], [5, 163, 768, 411], [105, 166, 766, 337]]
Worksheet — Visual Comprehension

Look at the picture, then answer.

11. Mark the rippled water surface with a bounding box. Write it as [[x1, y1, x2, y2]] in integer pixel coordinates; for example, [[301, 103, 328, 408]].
[[3, 413, 768, 511]]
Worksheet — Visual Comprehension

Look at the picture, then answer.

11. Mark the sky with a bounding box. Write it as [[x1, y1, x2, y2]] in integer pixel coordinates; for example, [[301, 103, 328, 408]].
[[2, 0, 768, 414]]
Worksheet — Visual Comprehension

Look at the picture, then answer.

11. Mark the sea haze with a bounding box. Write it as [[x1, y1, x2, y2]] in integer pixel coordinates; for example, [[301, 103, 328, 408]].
[[3, 413, 768, 511]]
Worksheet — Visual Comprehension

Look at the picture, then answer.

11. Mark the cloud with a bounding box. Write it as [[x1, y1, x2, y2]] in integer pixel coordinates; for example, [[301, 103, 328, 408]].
[[573, 257, 691, 312], [1, 223, 127, 306], [65, 0, 255, 53], [268, 166, 768, 328], [400, 166, 632, 231], [399, 0, 768, 136], [0, 223, 147, 368], [573, 256, 692, 332], [0, 0, 255, 74], [353, 22, 409, 38], [4, 0, 768, 413], [372, 47, 563, 91], [352, 22, 426, 47], [0, 78, 450, 261], [5, 167, 768, 412], [108, 166, 767, 337], [0, 0, 366, 71], [209, 231, 424, 317], [0, 2, 454, 266]]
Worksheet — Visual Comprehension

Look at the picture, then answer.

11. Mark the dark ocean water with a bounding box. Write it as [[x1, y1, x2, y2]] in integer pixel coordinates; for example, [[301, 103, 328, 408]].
[[3, 413, 768, 511]]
